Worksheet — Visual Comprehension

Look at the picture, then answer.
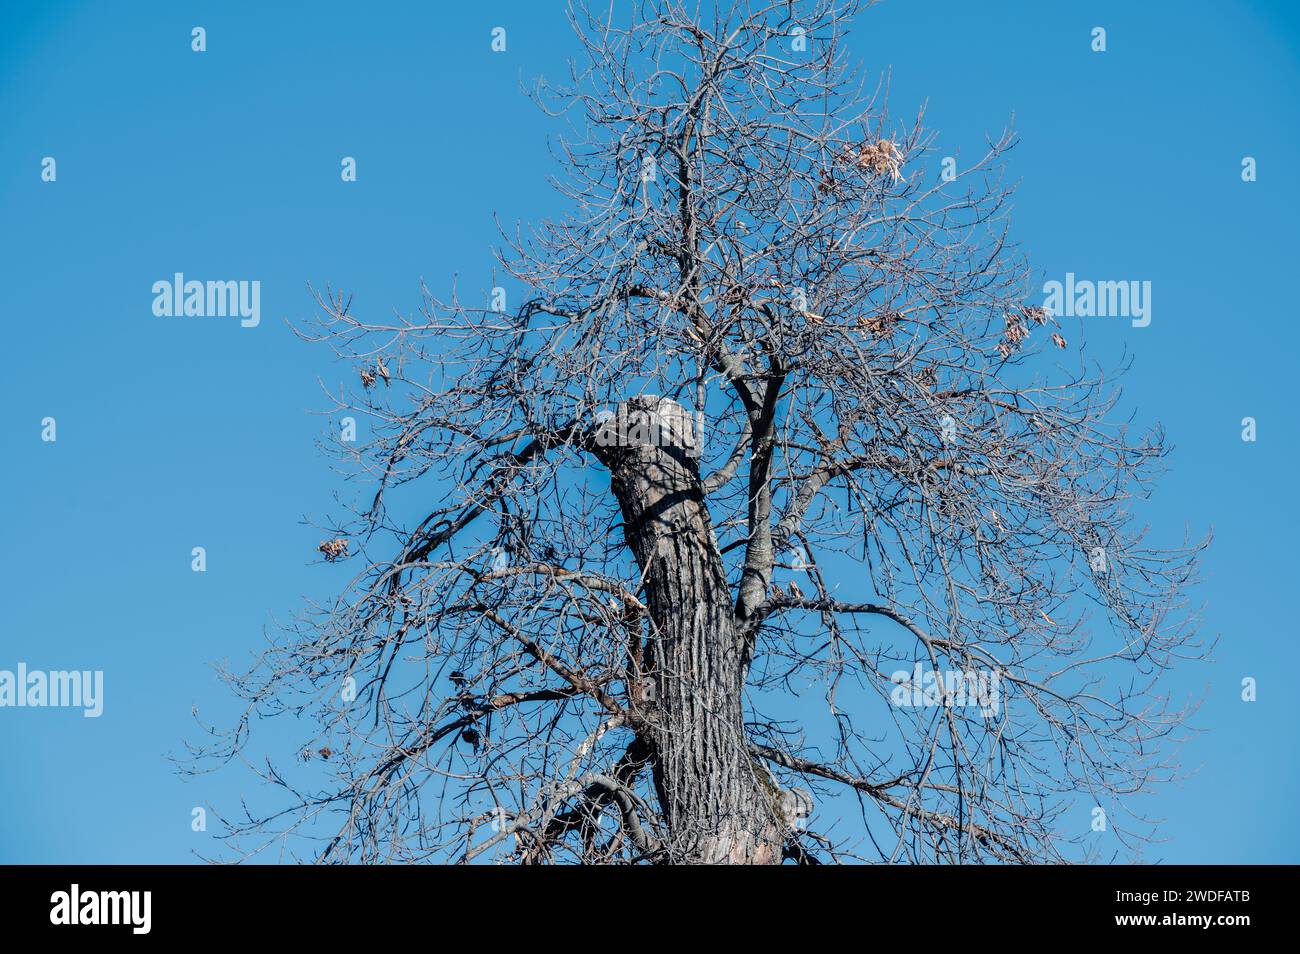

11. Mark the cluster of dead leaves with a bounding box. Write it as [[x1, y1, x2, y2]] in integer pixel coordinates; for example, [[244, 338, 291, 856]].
[[318, 537, 349, 562], [851, 138, 906, 183], [359, 356, 390, 389], [819, 138, 906, 192], [998, 305, 1066, 359], [861, 309, 902, 338]]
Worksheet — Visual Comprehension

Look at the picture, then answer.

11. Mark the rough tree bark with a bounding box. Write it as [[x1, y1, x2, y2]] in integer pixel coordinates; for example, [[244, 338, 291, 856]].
[[595, 396, 781, 864]]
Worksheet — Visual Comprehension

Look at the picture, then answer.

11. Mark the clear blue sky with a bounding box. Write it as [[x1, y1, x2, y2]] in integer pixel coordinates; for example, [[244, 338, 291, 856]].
[[1, 0, 1296, 863]]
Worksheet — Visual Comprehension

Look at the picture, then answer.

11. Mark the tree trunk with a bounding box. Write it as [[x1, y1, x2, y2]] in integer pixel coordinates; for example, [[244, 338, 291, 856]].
[[594, 396, 782, 864]]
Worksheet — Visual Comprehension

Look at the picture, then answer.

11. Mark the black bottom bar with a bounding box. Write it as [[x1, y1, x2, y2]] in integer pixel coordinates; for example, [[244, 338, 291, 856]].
[[0, 864, 1285, 941]]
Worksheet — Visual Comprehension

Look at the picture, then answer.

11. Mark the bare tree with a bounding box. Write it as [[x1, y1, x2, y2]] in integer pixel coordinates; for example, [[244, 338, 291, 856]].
[[189, 0, 1207, 865]]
